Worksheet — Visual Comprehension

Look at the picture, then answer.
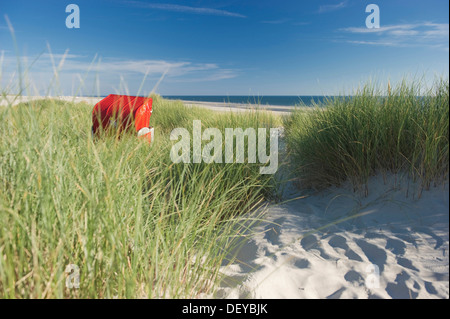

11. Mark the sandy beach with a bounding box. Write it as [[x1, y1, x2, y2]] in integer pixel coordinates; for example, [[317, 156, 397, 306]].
[[179, 100, 298, 115], [1, 95, 298, 115], [215, 175, 449, 299]]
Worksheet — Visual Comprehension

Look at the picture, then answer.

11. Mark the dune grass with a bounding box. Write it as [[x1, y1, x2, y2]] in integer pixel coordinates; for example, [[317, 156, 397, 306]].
[[0, 96, 278, 298], [283, 79, 449, 195], [1, 76, 447, 299]]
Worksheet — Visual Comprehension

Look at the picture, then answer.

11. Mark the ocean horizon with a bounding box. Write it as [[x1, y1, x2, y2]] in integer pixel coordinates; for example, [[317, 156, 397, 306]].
[[73, 95, 331, 106], [161, 95, 331, 107]]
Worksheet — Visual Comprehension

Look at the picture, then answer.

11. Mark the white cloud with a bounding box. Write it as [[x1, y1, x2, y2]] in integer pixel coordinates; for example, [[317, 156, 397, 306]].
[[318, 1, 348, 13], [346, 40, 401, 47], [261, 19, 291, 25], [341, 24, 417, 34], [341, 23, 448, 36], [125, 1, 246, 18], [423, 23, 450, 37], [169, 69, 238, 82], [40, 53, 86, 60], [1, 53, 240, 95], [388, 30, 420, 36], [261, 19, 310, 26], [340, 22, 449, 49], [292, 22, 310, 26], [5, 54, 237, 79]]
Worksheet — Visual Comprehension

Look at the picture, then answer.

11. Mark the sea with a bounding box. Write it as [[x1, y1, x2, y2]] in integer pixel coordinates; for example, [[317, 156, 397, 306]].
[[161, 96, 332, 107]]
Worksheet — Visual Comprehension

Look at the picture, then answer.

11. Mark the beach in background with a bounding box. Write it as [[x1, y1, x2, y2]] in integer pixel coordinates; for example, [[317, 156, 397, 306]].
[[1, 95, 306, 115]]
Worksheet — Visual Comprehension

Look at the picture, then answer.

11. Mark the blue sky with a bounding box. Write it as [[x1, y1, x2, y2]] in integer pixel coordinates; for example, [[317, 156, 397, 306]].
[[0, 0, 448, 95]]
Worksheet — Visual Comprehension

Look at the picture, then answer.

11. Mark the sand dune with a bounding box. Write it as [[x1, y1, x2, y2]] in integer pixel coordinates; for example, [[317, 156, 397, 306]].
[[216, 175, 449, 299], [1, 96, 295, 115], [3, 95, 447, 299]]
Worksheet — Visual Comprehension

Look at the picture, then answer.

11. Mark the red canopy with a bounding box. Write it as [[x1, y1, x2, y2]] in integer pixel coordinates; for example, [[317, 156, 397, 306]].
[[92, 94, 153, 135]]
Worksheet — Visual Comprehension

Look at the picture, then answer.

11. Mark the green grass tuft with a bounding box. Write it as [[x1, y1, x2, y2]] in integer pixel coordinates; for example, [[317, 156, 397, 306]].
[[0, 97, 277, 298], [283, 78, 449, 194]]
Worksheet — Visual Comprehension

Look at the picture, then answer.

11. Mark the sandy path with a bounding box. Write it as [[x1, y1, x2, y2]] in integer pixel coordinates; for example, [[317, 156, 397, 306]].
[[215, 176, 449, 299]]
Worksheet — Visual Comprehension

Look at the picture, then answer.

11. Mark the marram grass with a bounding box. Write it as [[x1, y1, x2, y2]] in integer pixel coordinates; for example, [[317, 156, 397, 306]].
[[0, 97, 277, 298], [1, 78, 448, 299], [284, 79, 449, 195]]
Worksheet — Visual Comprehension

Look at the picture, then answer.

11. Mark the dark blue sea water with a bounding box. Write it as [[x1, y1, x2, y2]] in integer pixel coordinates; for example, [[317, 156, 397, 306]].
[[162, 96, 331, 106]]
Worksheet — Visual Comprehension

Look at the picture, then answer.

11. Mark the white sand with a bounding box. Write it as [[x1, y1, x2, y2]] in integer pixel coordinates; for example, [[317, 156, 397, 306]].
[[180, 100, 298, 115], [215, 175, 449, 299], [1, 95, 297, 115]]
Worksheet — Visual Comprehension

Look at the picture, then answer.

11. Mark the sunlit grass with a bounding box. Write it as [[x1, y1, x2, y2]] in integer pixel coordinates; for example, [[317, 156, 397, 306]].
[[0, 97, 278, 298], [283, 78, 449, 195]]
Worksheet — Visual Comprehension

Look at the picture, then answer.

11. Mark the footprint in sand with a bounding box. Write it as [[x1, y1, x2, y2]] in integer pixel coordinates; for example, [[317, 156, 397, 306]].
[[326, 287, 346, 299], [393, 232, 418, 249], [263, 217, 285, 246], [356, 239, 387, 272], [386, 271, 419, 299], [385, 238, 407, 256], [300, 234, 332, 259], [414, 226, 444, 250], [424, 281, 438, 295], [328, 235, 348, 250], [328, 235, 363, 262], [397, 257, 420, 272], [365, 232, 386, 240], [344, 270, 365, 286], [293, 258, 310, 269]]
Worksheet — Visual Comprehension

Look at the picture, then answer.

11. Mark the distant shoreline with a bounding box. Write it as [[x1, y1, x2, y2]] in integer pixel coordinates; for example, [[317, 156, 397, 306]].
[[162, 95, 327, 107], [179, 100, 304, 115], [1, 95, 304, 114]]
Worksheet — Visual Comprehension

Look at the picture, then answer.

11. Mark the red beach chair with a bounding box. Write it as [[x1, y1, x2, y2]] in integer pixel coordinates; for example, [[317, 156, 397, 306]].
[[92, 94, 154, 144]]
